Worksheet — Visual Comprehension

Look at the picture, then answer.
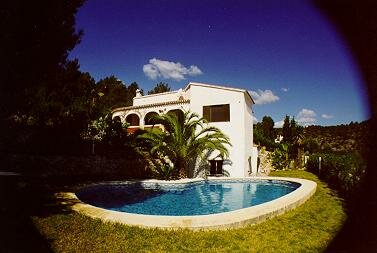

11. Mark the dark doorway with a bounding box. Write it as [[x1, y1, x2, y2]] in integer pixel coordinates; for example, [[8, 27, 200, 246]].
[[209, 160, 223, 175]]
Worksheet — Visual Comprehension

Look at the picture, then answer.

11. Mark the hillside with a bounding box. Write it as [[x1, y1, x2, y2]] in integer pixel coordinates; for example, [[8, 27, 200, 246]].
[[303, 120, 370, 155]]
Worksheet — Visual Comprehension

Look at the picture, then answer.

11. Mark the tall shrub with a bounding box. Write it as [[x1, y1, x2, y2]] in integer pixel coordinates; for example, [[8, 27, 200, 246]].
[[306, 152, 366, 200], [270, 143, 290, 170]]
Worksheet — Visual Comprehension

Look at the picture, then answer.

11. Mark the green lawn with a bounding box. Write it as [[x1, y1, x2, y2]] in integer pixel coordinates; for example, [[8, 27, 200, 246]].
[[32, 170, 346, 252]]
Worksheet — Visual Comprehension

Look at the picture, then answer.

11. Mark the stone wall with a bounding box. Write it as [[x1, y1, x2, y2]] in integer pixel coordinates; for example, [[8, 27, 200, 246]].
[[257, 147, 273, 175], [1, 154, 151, 181]]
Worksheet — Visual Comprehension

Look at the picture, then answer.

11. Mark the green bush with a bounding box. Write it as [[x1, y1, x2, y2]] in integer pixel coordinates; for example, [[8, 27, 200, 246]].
[[270, 143, 289, 170], [306, 152, 366, 200]]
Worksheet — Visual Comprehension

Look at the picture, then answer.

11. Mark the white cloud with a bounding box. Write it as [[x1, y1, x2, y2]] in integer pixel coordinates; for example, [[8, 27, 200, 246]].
[[253, 116, 258, 124], [143, 58, 203, 81], [281, 87, 289, 92], [297, 108, 317, 126], [274, 120, 284, 128], [321, 114, 333, 119], [249, 89, 279, 105]]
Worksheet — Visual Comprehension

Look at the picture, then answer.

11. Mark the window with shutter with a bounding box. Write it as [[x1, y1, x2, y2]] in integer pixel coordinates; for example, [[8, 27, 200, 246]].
[[202, 104, 230, 122]]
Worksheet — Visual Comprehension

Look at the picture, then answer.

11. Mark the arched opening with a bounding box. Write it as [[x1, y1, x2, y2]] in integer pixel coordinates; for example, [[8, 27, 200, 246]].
[[144, 111, 158, 125], [125, 113, 140, 126], [167, 109, 184, 123], [113, 116, 121, 123]]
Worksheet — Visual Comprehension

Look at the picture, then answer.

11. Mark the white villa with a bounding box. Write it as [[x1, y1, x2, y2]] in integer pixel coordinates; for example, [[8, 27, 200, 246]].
[[112, 82, 258, 178]]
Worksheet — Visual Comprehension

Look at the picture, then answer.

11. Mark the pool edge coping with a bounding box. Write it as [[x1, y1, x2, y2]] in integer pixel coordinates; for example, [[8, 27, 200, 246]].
[[57, 176, 317, 230]]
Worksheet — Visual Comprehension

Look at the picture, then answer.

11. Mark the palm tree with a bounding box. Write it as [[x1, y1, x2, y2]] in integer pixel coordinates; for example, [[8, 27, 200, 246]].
[[138, 111, 231, 179]]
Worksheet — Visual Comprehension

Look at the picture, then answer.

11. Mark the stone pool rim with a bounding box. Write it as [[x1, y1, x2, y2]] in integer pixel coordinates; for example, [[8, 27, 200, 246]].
[[59, 176, 317, 230]]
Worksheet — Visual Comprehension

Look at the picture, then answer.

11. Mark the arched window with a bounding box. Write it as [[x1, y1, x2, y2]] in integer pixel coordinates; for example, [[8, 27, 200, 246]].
[[167, 109, 184, 123], [144, 111, 159, 125], [126, 113, 140, 126]]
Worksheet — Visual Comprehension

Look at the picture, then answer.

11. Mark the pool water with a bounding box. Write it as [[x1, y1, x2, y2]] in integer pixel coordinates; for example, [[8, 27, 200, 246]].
[[76, 180, 300, 216]]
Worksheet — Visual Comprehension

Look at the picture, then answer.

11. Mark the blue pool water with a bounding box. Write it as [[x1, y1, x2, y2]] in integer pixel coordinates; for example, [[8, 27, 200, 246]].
[[76, 180, 300, 216]]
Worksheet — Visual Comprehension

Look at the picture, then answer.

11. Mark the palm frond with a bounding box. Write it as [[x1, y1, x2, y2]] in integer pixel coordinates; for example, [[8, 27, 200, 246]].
[[138, 110, 232, 179]]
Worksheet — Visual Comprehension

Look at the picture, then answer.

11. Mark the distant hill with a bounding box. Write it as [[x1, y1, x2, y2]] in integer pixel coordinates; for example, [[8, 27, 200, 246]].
[[303, 120, 370, 155]]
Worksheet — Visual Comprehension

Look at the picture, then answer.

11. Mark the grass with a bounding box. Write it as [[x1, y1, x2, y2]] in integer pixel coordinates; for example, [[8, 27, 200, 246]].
[[32, 170, 346, 252]]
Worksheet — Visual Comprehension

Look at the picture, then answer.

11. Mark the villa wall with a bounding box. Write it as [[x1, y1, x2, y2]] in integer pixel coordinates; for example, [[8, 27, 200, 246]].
[[244, 96, 255, 175], [113, 102, 190, 130], [189, 84, 254, 177], [133, 90, 187, 106], [112, 82, 256, 178]]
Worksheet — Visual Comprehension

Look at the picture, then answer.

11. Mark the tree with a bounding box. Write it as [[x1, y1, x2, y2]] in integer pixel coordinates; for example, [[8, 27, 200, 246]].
[[31, 60, 95, 126], [89, 78, 144, 119], [91, 76, 128, 118], [126, 82, 143, 106], [138, 111, 231, 179], [0, 0, 85, 120], [148, 82, 171, 95], [289, 117, 304, 158], [0, 1, 89, 154], [254, 115, 276, 150], [253, 127, 277, 151], [277, 115, 304, 167], [83, 113, 128, 155], [261, 116, 275, 140], [2, 58, 97, 154], [282, 115, 291, 143]]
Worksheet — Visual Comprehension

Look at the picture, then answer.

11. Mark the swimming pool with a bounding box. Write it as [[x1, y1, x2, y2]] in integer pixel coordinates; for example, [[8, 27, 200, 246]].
[[76, 179, 300, 216], [63, 177, 316, 230]]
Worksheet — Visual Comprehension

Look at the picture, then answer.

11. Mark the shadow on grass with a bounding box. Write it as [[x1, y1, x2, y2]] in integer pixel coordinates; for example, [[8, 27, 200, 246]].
[[0, 174, 79, 252], [0, 170, 149, 252]]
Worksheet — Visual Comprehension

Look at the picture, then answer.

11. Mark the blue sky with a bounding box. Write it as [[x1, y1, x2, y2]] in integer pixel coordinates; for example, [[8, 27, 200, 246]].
[[69, 0, 369, 126]]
